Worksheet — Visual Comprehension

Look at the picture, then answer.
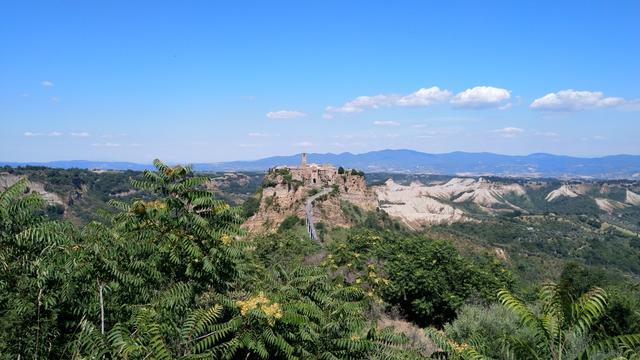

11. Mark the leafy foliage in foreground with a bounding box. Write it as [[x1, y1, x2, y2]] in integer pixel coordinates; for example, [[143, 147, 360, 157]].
[[427, 284, 640, 359], [0, 160, 420, 359]]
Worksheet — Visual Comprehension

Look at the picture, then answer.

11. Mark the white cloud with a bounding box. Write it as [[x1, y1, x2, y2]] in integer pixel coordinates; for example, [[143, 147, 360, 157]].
[[326, 94, 398, 113], [23, 131, 63, 137], [41, 80, 54, 87], [248, 132, 270, 137], [580, 135, 607, 142], [396, 87, 452, 106], [498, 103, 513, 111], [530, 90, 626, 111], [91, 142, 121, 147], [294, 141, 313, 147], [333, 132, 403, 140], [492, 127, 524, 138], [266, 110, 307, 119], [322, 113, 334, 120], [325, 86, 450, 114], [451, 86, 511, 108], [51, 96, 59, 103], [332, 134, 355, 139], [238, 143, 264, 148], [71, 132, 90, 137], [373, 120, 400, 126]]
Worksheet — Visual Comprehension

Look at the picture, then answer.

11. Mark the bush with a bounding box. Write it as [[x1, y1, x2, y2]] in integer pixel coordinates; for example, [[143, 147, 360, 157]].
[[444, 304, 535, 358], [278, 215, 304, 232], [242, 190, 262, 218], [252, 230, 320, 270], [379, 237, 511, 327]]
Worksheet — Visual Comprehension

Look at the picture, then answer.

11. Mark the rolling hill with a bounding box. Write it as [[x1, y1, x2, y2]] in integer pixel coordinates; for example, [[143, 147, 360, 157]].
[[3, 150, 640, 179]]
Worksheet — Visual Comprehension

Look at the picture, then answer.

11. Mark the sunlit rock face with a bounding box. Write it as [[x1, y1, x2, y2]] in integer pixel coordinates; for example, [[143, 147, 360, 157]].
[[243, 154, 376, 232]]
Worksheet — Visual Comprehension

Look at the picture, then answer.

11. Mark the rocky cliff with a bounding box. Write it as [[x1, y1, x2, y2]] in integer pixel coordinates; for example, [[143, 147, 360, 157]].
[[242, 167, 377, 232], [0, 173, 65, 206]]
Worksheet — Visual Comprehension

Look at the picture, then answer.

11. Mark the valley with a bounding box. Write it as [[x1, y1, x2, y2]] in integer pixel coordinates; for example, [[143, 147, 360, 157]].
[[2, 160, 640, 358], [5, 160, 639, 285]]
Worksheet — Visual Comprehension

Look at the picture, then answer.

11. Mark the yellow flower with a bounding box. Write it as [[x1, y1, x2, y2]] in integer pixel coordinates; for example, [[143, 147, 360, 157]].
[[263, 303, 283, 326], [447, 339, 470, 353], [355, 278, 362, 284], [236, 292, 282, 326], [221, 234, 232, 245], [141, 200, 168, 210]]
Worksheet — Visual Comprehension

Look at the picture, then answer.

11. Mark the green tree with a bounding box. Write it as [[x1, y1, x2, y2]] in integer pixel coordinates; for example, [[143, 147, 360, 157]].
[[0, 178, 78, 358], [380, 237, 509, 327], [75, 266, 413, 359]]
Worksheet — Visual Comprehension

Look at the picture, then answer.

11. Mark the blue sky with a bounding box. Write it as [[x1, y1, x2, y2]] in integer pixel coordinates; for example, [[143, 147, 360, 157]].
[[1, 0, 639, 163]]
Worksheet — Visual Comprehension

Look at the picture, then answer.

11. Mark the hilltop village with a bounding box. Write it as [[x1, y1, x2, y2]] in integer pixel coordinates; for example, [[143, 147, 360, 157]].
[[242, 153, 377, 232]]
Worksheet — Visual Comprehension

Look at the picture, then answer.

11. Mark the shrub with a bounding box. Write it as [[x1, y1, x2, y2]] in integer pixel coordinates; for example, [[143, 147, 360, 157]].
[[278, 215, 303, 232], [444, 304, 535, 358], [242, 190, 262, 218], [379, 237, 511, 327]]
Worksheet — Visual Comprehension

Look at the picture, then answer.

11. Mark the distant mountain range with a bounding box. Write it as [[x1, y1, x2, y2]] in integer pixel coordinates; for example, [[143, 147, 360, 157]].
[[3, 150, 640, 179]]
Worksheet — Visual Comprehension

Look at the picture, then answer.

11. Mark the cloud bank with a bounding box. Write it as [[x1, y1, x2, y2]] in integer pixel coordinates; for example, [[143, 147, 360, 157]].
[[530, 90, 626, 111], [325, 86, 511, 115]]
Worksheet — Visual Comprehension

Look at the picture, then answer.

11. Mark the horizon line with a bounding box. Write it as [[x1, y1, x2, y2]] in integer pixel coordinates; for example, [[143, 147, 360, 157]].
[[2, 148, 640, 166]]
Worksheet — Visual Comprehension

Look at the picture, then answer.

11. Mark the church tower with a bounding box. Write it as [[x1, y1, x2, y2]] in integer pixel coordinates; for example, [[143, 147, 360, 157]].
[[301, 152, 308, 167]]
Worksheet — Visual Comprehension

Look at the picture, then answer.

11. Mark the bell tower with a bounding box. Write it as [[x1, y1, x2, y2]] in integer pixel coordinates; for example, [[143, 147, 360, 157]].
[[301, 152, 308, 167]]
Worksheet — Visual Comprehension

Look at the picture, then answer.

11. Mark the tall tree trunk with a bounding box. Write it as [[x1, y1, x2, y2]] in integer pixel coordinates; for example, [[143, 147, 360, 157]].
[[98, 279, 105, 334]]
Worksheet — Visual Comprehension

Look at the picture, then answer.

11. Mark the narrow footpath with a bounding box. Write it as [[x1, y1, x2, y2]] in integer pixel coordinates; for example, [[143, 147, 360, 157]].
[[305, 188, 331, 242]]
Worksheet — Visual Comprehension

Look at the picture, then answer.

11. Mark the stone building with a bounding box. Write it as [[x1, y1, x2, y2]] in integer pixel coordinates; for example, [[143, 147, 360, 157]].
[[276, 153, 339, 188]]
